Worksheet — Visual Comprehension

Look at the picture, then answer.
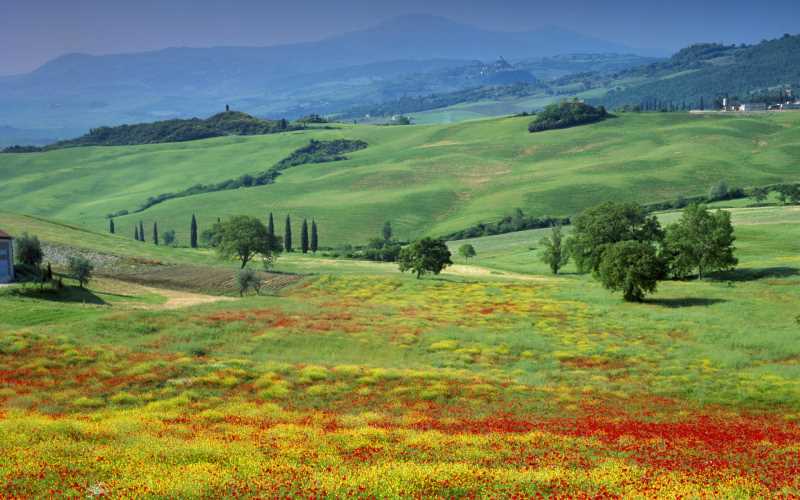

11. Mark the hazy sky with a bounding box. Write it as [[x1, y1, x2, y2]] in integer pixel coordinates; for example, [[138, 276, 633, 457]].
[[2, 0, 798, 75]]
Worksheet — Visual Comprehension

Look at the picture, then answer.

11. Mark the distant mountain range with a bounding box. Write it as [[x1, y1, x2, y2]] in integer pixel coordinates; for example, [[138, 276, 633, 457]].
[[0, 14, 656, 141]]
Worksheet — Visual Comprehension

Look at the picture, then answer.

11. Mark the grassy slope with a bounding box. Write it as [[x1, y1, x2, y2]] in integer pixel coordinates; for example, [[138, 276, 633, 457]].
[[1, 112, 799, 246], [1, 207, 799, 496]]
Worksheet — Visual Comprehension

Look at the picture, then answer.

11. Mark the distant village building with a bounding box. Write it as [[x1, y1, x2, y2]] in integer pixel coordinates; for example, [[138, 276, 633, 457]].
[[738, 103, 767, 112], [0, 230, 14, 283]]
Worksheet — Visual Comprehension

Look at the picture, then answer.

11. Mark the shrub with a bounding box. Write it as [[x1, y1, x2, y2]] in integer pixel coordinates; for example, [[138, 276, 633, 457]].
[[15, 233, 43, 268], [162, 230, 177, 246], [67, 256, 94, 288], [236, 268, 262, 296]]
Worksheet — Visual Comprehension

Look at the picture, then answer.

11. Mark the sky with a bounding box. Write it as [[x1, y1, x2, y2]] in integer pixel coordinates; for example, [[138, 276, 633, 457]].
[[1, 0, 798, 75]]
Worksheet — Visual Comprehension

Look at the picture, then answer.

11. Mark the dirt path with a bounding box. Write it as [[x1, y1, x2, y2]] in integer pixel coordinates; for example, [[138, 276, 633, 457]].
[[443, 264, 557, 282], [139, 286, 236, 309]]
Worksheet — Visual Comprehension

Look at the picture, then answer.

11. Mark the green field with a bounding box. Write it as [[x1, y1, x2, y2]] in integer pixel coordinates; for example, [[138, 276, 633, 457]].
[[1, 112, 799, 247], [1, 204, 799, 496]]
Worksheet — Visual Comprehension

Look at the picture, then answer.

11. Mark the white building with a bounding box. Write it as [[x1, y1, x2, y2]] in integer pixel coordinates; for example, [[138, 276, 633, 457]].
[[0, 230, 14, 283], [738, 103, 767, 112]]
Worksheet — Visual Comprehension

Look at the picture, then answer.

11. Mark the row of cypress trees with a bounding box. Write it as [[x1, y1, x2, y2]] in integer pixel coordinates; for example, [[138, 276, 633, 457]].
[[269, 213, 318, 254], [112, 213, 318, 252]]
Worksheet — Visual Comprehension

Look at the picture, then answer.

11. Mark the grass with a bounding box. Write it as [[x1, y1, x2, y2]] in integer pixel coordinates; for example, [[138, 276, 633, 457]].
[[1, 112, 799, 246], [0, 206, 798, 496]]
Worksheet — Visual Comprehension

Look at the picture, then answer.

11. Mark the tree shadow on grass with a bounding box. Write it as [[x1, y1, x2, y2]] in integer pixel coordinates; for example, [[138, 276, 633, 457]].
[[644, 297, 727, 308], [12, 286, 108, 305], [709, 267, 799, 282]]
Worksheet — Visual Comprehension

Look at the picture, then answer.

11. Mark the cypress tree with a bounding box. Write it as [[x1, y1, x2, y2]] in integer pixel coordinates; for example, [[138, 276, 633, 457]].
[[190, 214, 198, 248], [135, 226, 140, 241], [109, 218, 115, 234], [311, 220, 318, 253], [284, 215, 293, 252], [153, 222, 159, 246], [301, 219, 309, 254], [139, 221, 145, 243], [267, 213, 275, 238]]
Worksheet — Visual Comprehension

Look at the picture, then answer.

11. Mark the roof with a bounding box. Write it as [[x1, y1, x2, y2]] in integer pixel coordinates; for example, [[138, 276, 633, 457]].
[[0, 230, 12, 239]]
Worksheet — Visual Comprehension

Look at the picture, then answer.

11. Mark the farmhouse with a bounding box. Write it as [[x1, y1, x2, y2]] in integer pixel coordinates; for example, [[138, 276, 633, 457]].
[[0, 230, 14, 283]]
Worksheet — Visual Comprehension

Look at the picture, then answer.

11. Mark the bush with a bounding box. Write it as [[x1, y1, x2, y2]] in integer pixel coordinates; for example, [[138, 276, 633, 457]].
[[236, 268, 262, 296], [67, 256, 94, 288], [15, 233, 43, 268], [162, 230, 177, 246]]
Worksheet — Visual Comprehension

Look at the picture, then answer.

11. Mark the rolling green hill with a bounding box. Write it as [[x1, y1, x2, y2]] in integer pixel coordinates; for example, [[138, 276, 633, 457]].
[[1, 112, 799, 247]]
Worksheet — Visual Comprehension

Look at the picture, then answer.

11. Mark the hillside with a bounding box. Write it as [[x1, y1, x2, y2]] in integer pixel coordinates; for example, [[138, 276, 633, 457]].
[[2, 111, 303, 151], [1, 112, 799, 246], [599, 35, 800, 108], [0, 14, 649, 138], [393, 35, 800, 122]]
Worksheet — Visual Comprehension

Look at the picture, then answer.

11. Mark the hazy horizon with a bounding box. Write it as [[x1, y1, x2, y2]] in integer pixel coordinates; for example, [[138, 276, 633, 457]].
[[2, 0, 798, 76]]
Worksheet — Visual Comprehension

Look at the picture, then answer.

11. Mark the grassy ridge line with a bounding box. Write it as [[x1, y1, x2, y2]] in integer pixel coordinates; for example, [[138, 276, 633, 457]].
[[1, 113, 799, 246]]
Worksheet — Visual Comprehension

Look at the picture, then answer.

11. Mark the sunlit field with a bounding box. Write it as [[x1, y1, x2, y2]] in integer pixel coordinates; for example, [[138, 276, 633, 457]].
[[1, 206, 798, 497]]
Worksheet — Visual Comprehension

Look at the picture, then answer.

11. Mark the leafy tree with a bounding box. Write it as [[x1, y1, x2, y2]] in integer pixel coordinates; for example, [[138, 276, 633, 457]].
[[568, 201, 663, 274], [382, 221, 393, 241], [664, 204, 738, 279], [236, 268, 262, 297], [540, 224, 569, 274], [109, 219, 115, 234], [284, 215, 293, 252], [598, 241, 665, 302], [152, 222, 159, 246], [708, 180, 730, 201], [215, 216, 282, 269], [458, 244, 477, 263], [310, 220, 318, 254], [68, 255, 94, 289], [398, 238, 453, 279], [163, 230, 176, 246], [190, 214, 198, 248], [301, 219, 309, 254], [15, 233, 43, 268]]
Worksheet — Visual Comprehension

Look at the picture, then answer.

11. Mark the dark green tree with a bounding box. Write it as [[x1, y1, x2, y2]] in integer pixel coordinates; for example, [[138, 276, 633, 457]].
[[382, 221, 393, 241], [750, 186, 769, 203], [267, 213, 275, 239], [301, 219, 309, 254], [398, 238, 453, 279], [664, 204, 738, 279], [134, 226, 140, 241], [598, 241, 665, 302], [139, 221, 145, 243], [109, 219, 115, 234], [190, 214, 198, 248], [310, 220, 318, 254], [15, 233, 43, 268], [163, 230, 176, 246], [568, 201, 663, 274], [215, 215, 282, 269], [540, 224, 569, 274], [284, 215, 293, 252], [153, 222, 159, 246]]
